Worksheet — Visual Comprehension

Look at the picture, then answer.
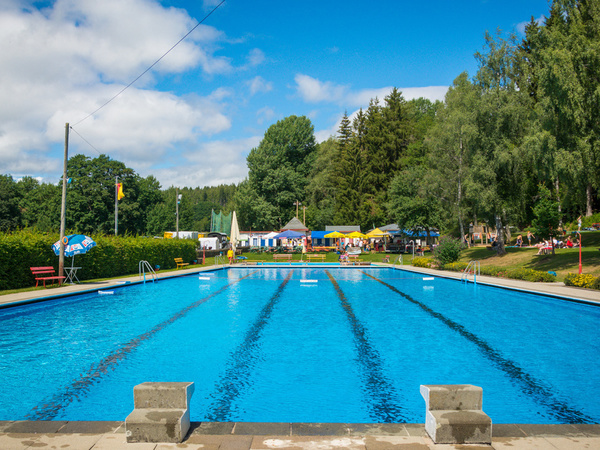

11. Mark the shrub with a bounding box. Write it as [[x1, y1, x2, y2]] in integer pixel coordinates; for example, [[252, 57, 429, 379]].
[[564, 273, 598, 289], [441, 261, 468, 272], [433, 236, 464, 266], [412, 256, 433, 268], [503, 268, 556, 282]]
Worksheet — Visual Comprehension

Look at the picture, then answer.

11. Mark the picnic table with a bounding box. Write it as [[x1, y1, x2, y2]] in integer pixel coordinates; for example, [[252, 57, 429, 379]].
[[64, 266, 82, 284]]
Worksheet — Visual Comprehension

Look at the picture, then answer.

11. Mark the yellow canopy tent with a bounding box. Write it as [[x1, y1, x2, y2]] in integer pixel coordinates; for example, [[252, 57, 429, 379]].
[[366, 228, 388, 238], [324, 231, 346, 238], [347, 231, 367, 239]]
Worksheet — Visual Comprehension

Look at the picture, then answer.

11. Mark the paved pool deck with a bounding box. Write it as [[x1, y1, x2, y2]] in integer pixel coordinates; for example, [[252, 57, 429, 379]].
[[1, 263, 599, 448], [1, 420, 599, 449]]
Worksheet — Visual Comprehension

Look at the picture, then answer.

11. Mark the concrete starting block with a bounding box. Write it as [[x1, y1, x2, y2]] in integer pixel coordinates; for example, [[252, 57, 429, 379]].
[[420, 384, 492, 444], [126, 382, 195, 443]]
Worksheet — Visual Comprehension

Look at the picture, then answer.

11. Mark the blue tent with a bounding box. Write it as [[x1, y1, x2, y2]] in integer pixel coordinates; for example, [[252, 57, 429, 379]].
[[310, 231, 332, 246], [391, 230, 440, 238], [274, 230, 304, 239]]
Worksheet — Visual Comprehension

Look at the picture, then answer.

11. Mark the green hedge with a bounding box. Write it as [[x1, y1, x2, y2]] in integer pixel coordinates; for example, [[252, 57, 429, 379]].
[[0, 230, 198, 291]]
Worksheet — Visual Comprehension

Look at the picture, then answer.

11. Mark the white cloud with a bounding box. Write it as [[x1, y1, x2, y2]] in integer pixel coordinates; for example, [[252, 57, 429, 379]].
[[294, 74, 348, 103], [246, 48, 266, 67], [151, 136, 260, 187], [0, 0, 235, 185], [256, 106, 276, 125], [294, 74, 448, 107], [247, 76, 273, 96]]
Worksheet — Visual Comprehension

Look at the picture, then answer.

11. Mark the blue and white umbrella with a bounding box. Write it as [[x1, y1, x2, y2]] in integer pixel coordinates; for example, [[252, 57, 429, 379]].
[[52, 234, 97, 257]]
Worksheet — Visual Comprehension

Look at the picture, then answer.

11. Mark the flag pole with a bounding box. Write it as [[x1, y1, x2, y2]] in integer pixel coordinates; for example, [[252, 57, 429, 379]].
[[115, 176, 118, 236]]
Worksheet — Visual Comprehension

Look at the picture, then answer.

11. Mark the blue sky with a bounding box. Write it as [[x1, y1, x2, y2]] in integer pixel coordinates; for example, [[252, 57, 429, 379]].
[[0, 0, 550, 188]]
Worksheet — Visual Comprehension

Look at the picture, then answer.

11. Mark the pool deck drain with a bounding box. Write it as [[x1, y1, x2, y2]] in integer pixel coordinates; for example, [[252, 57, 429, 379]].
[[1, 264, 599, 448], [1, 421, 599, 449]]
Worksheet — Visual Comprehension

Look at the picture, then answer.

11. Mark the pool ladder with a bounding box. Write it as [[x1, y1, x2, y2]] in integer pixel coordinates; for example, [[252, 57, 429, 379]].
[[462, 260, 480, 284], [139, 260, 157, 283], [394, 254, 403, 265]]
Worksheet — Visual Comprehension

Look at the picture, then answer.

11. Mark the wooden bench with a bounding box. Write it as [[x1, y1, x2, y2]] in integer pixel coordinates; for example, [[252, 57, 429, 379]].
[[30, 266, 66, 288], [306, 254, 326, 262], [273, 254, 293, 263], [174, 258, 189, 269]]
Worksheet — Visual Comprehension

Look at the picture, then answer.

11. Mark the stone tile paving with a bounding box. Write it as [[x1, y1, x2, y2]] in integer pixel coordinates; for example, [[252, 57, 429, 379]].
[[0, 422, 598, 449]]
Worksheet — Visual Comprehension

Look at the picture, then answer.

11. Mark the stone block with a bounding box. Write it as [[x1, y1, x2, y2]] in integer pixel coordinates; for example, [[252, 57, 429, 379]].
[[420, 384, 482, 411], [126, 382, 194, 443], [126, 408, 190, 443], [425, 409, 492, 444], [133, 382, 194, 409], [420, 384, 492, 444]]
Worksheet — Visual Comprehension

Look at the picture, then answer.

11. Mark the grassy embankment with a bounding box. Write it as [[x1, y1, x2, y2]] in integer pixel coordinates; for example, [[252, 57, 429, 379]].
[[458, 231, 600, 282]]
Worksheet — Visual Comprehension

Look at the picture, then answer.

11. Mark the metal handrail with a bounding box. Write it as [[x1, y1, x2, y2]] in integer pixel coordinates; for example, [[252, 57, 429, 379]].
[[139, 260, 157, 283], [214, 255, 226, 266], [394, 254, 403, 265], [461, 260, 480, 283]]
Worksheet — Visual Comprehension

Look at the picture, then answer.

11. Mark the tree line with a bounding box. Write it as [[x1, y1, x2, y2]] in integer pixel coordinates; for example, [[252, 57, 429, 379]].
[[0, 154, 236, 235], [235, 0, 600, 255], [1, 1, 598, 254]]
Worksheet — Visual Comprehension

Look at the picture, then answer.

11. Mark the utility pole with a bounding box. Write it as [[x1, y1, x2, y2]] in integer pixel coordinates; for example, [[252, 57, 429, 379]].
[[293, 200, 301, 219], [58, 123, 69, 279], [114, 176, 118, 236], [176, 188, 180, 238]]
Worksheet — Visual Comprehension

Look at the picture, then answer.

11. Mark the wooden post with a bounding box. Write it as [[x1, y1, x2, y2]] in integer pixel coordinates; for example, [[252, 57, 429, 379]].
[[115, 176, 118, 236], [176, 188, 180, 238], [58, 123, 69, 279]]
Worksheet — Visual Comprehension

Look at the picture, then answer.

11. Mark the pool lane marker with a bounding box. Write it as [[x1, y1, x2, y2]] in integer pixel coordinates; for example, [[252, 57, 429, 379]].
[[26, 271, 258, 421], [362, 270, 594, 424], [325, 270, 409, 423], [205, 270, 294, 421]]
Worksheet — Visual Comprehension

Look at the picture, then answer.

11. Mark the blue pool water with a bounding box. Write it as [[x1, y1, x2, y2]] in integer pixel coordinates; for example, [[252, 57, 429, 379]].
[[0, 267, 598, 424]]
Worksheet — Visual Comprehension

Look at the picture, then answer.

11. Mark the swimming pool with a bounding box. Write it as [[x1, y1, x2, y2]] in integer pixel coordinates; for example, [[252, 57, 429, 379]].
[[0, 267, 598, 424]]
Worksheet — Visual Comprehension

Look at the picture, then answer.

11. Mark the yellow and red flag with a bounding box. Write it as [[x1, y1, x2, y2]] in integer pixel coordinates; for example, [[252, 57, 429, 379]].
[[117, 183, 125, 200]]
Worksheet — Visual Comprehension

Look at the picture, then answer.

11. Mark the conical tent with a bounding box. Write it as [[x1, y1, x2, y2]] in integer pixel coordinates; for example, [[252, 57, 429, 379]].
[[366, 228, 388, 238]]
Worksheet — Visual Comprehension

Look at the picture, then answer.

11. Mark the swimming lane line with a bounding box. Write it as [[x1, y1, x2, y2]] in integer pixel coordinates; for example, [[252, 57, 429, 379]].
[[325, 270, 409, 423], [27, 271, 258, 421], [205, 270, 294, 421], [362, 271, 594, 424]]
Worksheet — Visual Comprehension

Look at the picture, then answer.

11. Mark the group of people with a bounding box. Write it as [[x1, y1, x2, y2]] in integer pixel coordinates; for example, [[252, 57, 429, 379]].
[[534, 235, 579, 255]]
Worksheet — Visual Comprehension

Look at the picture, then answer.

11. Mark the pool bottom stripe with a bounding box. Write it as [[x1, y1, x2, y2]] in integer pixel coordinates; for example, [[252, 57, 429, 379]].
[[362, 271, 594, 424], [26, 271, 258, 421], [205, 270, 294, 421], [325, 270, 408, 423]]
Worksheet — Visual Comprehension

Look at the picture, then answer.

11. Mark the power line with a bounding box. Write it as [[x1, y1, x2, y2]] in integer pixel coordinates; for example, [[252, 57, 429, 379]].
[[72, 0, 226, 127], [69, 126, 103, 155]]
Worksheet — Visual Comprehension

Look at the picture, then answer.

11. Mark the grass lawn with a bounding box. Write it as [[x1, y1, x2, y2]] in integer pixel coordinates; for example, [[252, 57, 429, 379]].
[[459, 231, 600, 281], [5, 234, 599, 296]]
